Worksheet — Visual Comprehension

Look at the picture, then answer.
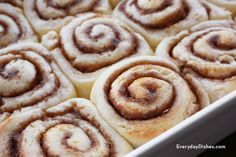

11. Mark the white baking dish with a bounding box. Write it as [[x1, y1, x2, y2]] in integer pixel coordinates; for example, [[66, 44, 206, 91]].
[[124, 91, 236, 157]]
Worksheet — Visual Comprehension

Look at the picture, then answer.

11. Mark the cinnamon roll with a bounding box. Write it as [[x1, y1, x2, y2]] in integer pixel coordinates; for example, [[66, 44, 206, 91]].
[[0, 3, 37, 48], [0, 98, 133, 157], [23, 0, 112, 38], [47, 13, 153, 98], [208, 0, 236, 17], [0, 43, 77, 120], [156, 20, 236, 103], [90, 56, 209, 147], [113, 0, 231, 49]]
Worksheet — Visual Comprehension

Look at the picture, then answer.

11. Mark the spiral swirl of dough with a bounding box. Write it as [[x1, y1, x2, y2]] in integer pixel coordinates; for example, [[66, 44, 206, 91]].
[[23, 0, 111, 37], [49, 13, 153, 98], [0, 3, 37, 48], [91, 56, 208, 147], [156, 20, 236, 103], [113, 0, 231, 48], [0, 43, 76, 121], [0, 98, 133, 157]]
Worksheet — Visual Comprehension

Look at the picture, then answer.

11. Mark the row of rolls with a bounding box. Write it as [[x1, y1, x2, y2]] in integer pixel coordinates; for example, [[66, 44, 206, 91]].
[[2, 0, 236, 48], [1, 0, 236, 156]]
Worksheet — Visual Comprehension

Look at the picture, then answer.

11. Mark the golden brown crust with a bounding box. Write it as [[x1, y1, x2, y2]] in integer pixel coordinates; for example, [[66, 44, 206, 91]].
[[91, 56, 208, 147]]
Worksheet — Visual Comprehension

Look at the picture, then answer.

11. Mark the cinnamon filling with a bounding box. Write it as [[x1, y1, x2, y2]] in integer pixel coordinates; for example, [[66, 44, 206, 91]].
[[104, 62, 178, 120], [63, 23, 139, 73], [0, 12, 22, 47], [75, 23, 121, 54], [11, 113, 115, 157], [109, 73, 175, 120], [209, 35, 236, 51], [35, 0, 100, 20], [119, 0, 189, 29], [0, 50, 60, 113], [132, 0, 172, 14], [170, 28, 236, 79]]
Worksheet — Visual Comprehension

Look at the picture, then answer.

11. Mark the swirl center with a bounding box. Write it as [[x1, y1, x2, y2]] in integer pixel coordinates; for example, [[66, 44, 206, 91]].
[[0, 59, 36, 97], [128, 77, 161, 101], [209, 30, 236, 51], [41, 120, 111, 156], [46, 124, 92, 151], [191, 30, 236, 63], [75, 22, 119, 54], [136, 0, 172, 12], [120, 0, 188, 29], [109, 65, 175, 120]]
